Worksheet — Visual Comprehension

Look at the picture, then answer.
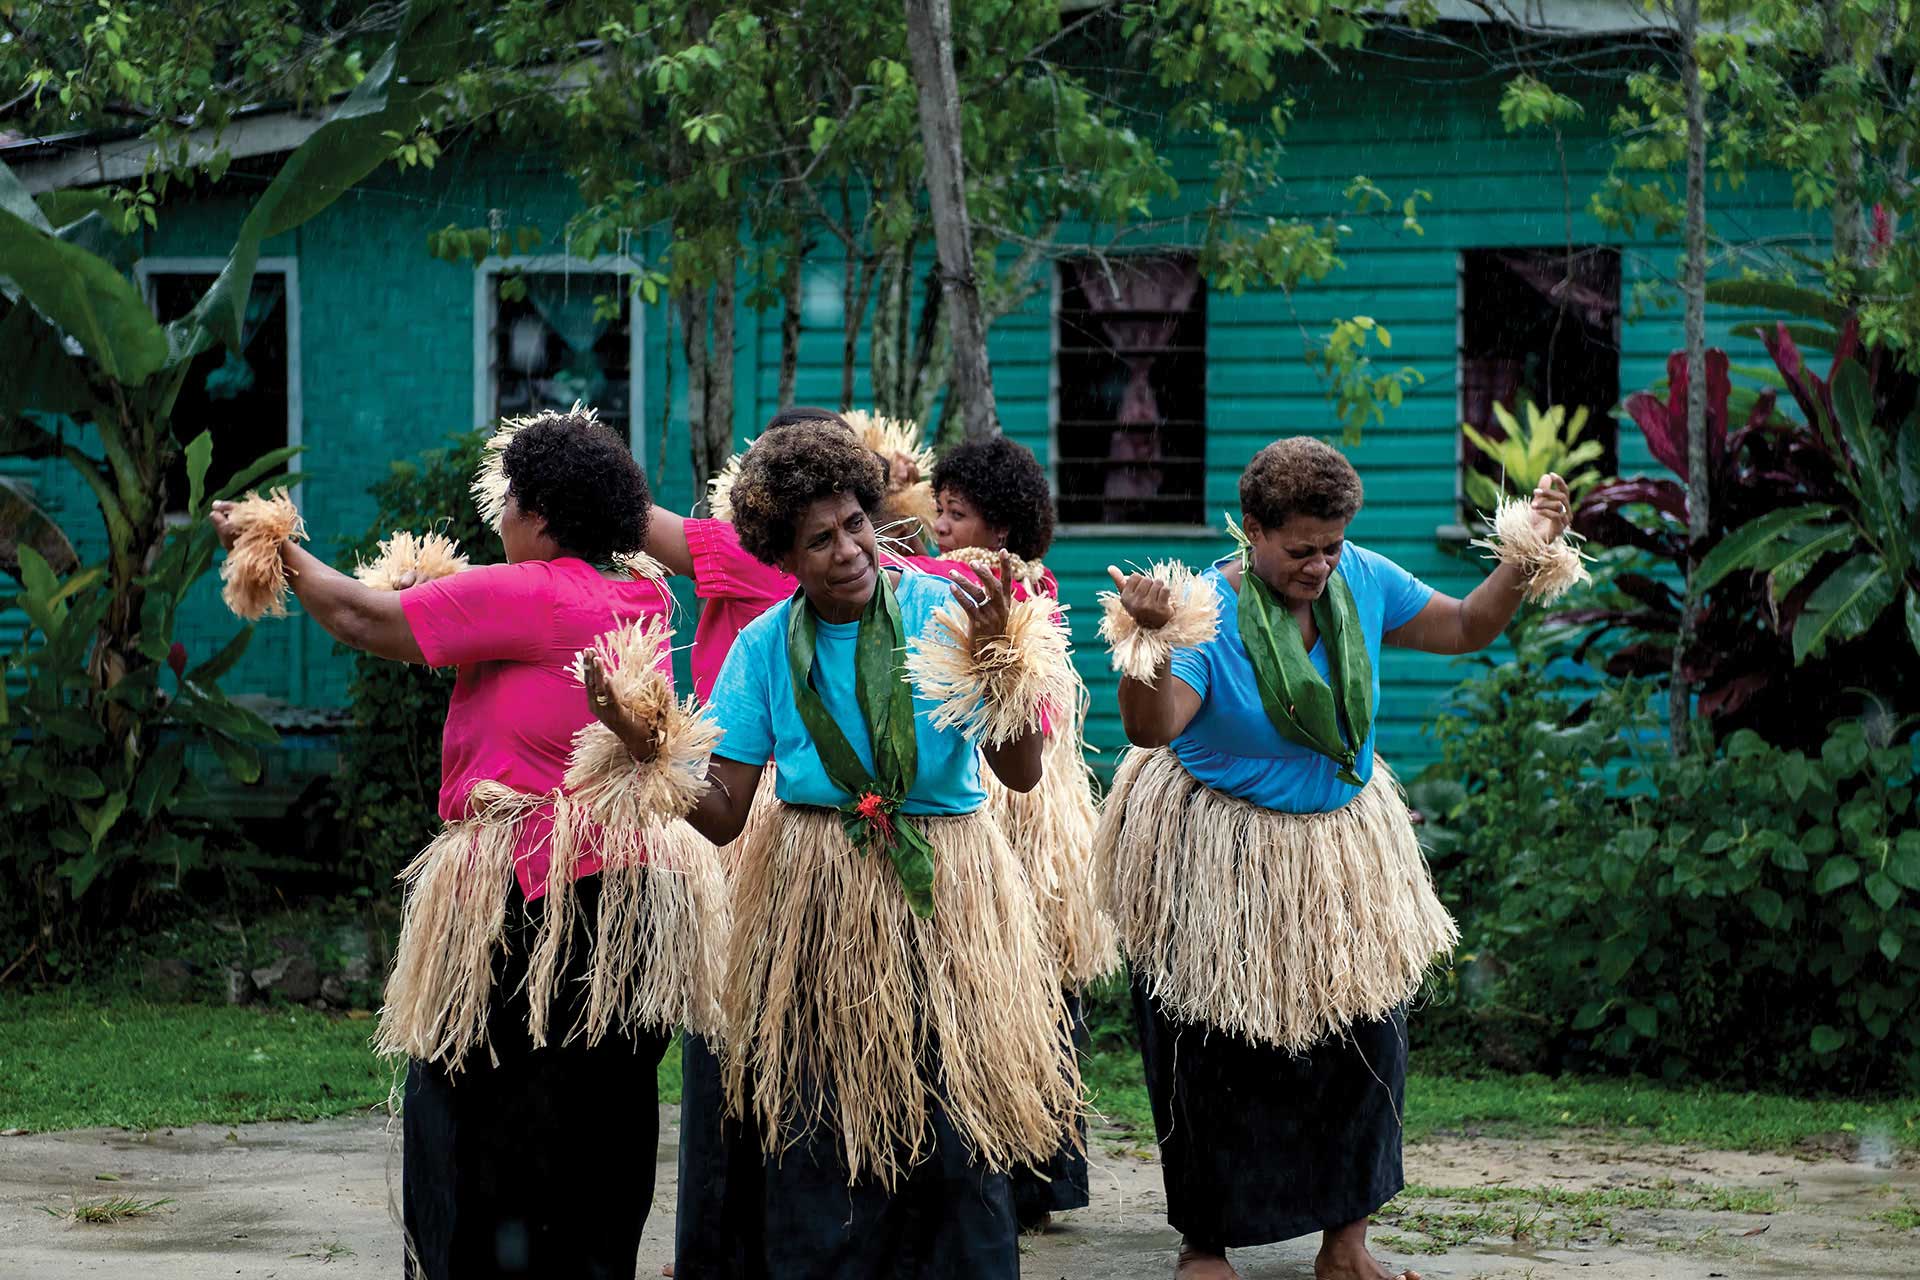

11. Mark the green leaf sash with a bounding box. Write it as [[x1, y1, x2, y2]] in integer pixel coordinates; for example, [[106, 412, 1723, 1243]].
[[786, 570, 938, 917], [1227, 519, 1374, 786]]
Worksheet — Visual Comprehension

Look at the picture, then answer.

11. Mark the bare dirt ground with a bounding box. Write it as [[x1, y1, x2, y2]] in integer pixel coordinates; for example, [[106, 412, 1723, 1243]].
[[0, 1107, 1914, 1280]]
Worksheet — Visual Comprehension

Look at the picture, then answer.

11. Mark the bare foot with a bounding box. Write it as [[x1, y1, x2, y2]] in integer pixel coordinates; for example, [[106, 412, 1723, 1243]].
[[1314, 1234, 1419, 1280], [660, 1265, 673, 1278], [1176, 1241, 1241, 1280]]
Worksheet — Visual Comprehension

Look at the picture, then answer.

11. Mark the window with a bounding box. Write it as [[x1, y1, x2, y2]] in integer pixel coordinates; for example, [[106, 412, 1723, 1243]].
[[1055, 257, 1206, 526], [479, 264, 641, 448], [1457, 248, 1620, 519], [143, 264, 297, 515]]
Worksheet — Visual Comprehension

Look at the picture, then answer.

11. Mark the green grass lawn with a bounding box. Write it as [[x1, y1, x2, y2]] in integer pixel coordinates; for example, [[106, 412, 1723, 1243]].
[[4, 993, 1915, 1156]]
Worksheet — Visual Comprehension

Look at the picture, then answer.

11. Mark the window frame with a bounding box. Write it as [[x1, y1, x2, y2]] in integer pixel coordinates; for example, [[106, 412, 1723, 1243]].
[[136, 256, 303, 515], [1048, 255, 1216, 539], [472, 255, 648, 467], [1450, 245, 1623, 532]]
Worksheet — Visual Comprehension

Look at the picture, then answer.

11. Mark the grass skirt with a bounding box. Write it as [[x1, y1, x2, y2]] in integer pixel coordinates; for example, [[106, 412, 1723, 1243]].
[[1094, 747, 1457, 1053], [376, 787, 728, 1068], [722, 802, 1081, 1187], [984, 721, 1118, 989]]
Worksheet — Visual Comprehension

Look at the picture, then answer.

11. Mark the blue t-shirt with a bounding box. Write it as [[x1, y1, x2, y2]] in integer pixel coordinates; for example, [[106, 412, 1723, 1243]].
[[708, 568, 985, 815], [1169, 544, 1434, 814]]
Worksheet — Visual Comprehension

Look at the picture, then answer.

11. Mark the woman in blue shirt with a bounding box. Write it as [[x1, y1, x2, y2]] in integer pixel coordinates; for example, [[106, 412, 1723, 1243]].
[[1098, 435, 1576, 1280], [594, 421, 1080, 1279]]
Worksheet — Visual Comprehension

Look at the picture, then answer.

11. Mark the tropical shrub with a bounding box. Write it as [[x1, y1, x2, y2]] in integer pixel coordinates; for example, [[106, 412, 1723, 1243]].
[[1459, 397, 1606, 516], [1417, 654, 1920, 1090], [1564, 289, 1919, 745], [0, 441, 279, 969], [331, 432, 501, 886]]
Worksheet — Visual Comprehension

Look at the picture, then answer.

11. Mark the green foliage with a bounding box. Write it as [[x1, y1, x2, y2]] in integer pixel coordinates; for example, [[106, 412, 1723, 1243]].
[[331, 431, 501, 886], [1310, 315, 1424, 443], [0, 437, 282, 965], [1418, 652, 1920, 1090], [1460, 399, 1606, 516]]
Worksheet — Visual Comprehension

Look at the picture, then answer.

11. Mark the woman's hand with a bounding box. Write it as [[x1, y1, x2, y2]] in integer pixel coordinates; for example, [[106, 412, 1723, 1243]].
[[887, 450, 919, 492], [209, 500, 242, 552], [1106, 565, 1175, 630], [949, 552, 1015, 661], [1529, 472, 1573, 542], [585, 651, 660, 765]]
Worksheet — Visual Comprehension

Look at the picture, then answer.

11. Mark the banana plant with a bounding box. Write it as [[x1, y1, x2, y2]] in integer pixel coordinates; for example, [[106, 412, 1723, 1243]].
[[1694, 346, 1920, 663], [1460, 397, 1606, 516], [0, 0, 468, 953]]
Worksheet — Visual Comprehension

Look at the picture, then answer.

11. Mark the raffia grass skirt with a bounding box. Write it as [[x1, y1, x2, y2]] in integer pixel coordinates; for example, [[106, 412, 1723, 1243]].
[[1094, 747, 1458, 1053], [722, 802, 1081, 1187], [984, 723, 1118, 989], [375, 786, 730, 1068]]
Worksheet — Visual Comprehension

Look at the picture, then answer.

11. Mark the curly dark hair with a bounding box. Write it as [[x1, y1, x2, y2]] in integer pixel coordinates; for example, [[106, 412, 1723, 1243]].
[[930, 436, 1056, 560], [731, 421, 885, 565], [763, 405, 851, 433], [502, 409, 651, 563], [1239, 436, 1363, 530]]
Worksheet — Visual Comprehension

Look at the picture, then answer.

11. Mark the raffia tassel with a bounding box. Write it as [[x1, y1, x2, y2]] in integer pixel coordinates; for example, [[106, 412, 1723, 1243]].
[[373, 782, 536, 1067], [704, 447, 749, 522], [904, 592, 1075, 748], [1096, 559, 1219, 683], [566, 617, 721, 824], [219, 490, 306, 621], [1095, 748, 1458, 1053], [353, 530, 468, 591], [843, 408, 936, 480], [1471, 496, 1591, 605], [946, 545, 1047, 592], [611, 548, 669, 584]]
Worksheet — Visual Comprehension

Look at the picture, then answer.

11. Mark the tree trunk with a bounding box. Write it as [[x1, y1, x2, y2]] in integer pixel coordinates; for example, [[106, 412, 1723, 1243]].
[[842, 252, 878, 412], [708, 271, 737, 473], [1669, 0, 1710, 756], [903, 0, 998, 440], [679, 286, 713, 493], [871, 245, 906, 419], [779, 239, 803, 410], [1823, 0, 1864, 272]]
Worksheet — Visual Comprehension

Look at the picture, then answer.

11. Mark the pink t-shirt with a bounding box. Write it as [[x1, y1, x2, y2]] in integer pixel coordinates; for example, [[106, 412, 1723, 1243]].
[[400, 557, 674, 899]]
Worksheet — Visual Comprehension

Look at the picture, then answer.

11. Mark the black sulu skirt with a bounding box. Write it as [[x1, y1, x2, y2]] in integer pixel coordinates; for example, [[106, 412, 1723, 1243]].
[[671, 1041, 1020, 1280], [402, 875, 672, 1280], [1009, 989, 1092, 1228], [1131, 973, 1407, 1249]]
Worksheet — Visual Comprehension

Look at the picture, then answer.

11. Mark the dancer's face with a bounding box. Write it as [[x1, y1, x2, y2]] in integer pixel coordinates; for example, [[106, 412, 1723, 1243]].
[[499, 490, 559, 564], [1244, 512, 1349, 607], [784, 491, 879, 623], [932, 488, 1006, 556]]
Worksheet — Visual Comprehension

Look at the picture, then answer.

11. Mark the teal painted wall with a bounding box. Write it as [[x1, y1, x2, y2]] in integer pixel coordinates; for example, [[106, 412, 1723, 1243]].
[[16, 36, 1821, 779]]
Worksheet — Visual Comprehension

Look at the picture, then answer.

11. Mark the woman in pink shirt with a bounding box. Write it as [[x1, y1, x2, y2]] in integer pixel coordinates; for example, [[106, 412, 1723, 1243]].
[[213, 409, 693, 1280]]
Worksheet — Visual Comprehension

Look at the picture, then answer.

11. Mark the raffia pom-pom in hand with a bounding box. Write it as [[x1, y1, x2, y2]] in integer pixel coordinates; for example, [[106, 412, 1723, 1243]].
[[1470, 497, 1591, 605], [353, 530, 469, 591], [905, 593, 1075, 748], [565, 618, 721, 826], [220, 490, 306, 621], [1096, 560, 1219, 684]]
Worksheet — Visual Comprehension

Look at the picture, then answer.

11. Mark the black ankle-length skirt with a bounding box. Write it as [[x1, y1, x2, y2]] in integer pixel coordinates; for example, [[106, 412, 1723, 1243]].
[[403, 875, 672, 1280], [1132, 974, 1407, 1249], [1009, 989, 1092, 1228], [671, 1047, 1020, 1280]]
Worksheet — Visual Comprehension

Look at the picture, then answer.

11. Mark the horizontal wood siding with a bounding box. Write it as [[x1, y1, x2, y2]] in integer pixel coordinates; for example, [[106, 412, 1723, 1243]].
[[22, 34, 1819, 792]]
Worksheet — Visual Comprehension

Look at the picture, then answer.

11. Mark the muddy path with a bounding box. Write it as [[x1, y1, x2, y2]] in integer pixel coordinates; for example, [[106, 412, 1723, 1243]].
[[0, 1108, 1912, 1278]]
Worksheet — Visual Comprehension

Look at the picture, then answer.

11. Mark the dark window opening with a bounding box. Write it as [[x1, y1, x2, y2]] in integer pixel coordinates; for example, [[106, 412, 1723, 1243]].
[[1458, 247, 1621, 519], [491, 272, 634, 442], [150, 272, 291, 514], [1056, 257, 1206, 525]]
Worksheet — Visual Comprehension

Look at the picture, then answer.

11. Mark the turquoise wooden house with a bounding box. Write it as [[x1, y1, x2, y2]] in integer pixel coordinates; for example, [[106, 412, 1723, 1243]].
[[5, 14, 1815, 803]]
